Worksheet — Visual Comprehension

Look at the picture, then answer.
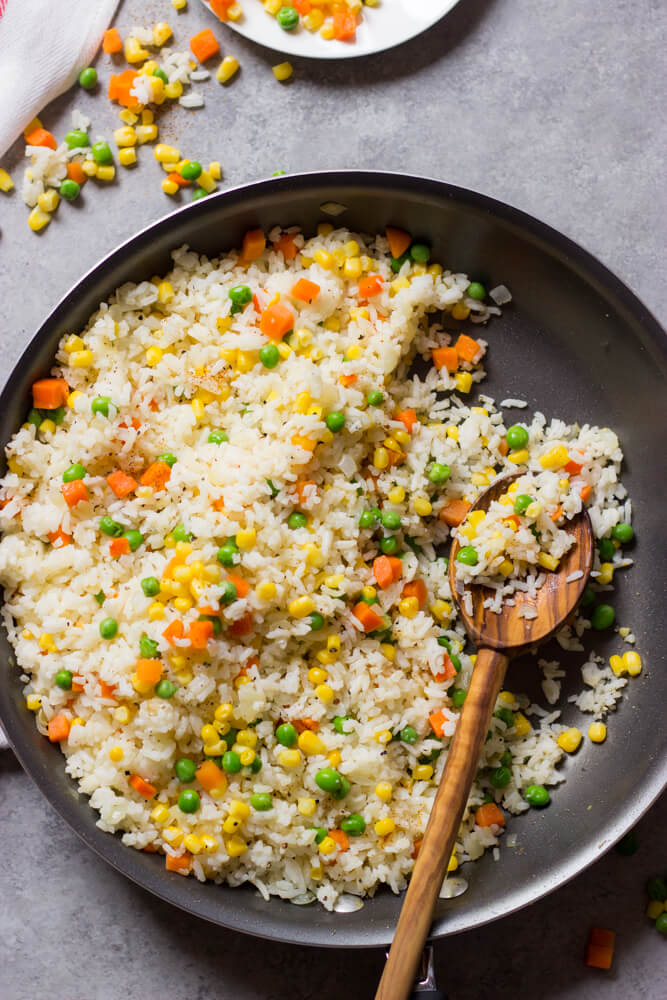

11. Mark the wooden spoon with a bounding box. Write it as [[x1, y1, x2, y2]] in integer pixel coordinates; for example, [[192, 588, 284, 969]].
[[376, 473, 593, 1000]]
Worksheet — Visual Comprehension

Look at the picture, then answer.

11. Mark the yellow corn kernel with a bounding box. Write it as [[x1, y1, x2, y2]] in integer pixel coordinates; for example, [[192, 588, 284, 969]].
[[70, 349, 94, 368], [328, 750, 342, 768], [239, 748, 255, 766], [125, 37, 150, 63], [314, 248, 334, 270], [537, 552, 559, 571], [557, 727, 583, 753], [374, 817, 395, 837], [315, 683, 334, 703], [622, 651, 642, 676], [256, 581, 277, 602], [96, 165, 115, 182], [322, 316, 340, 333], [140, 109, 155, 125], [114, 126, 137, 148], [343, 256, 363, 279], [288, 595, 316, 618], [70, 717, 85, 728], [164, 535, 177, 550], [298, 731, 326, 755], [28, 207, 51, 232], [525, 501, 543, 519], [375, 781, 393, 801], [374, 729, 393, 745], [558, 477, 570, 492], [155, 143, 181, 163], [498, 691, 514, 706], [392, 429, 410, 448], [506, 448, 529, 465], [37, 189, 60, 213], [172, 0, 187, 8], [148, 601, 166, 620], [200, 724, 218, 744], [39, 633, 57, 653], [215, 56, 240, 86], [224, 835, 248, 858], [272, 61, 293, 82], [315, 222, 332, 237], [200, 834, 219, 852], [136, 124, 158, 144], [303, 543, 324, 568], [120, 109, 139, 126], [360, 587, 377, 605], [150, 803, 171, 824], [588, 722, 607, 743], [381, 643, 396, 662], [445, 425, 460, 443], [413, 764, 433, 781], [451, 301, 470, 320], [196, 169, 216, 194], [278, 748, 302, 767], [236, 729, 258, 749], [327, 636, 341, 655], [539, 445, 569, 470], [190, 398, 206, 421], [82, 160, 98, 178], [66, 390, 82, 409], [114, 706, 131, 724], [309, 864, 323, 880], [163, 826, 183, 846], [162, 80, 182, 101], [455, 372, 473, 394], [498, 559, 514, 578], [597, 562, 614, 585], [318, 836, 337, 855], [109, 746, 124, 762], [222, 815, 242, 835], [398, 597, 420, 619], [278, 342, 294, 361], [307, 666, 328, 685], [162, 178, 179, 196], [413, 497, 433, 517], [38, 418, 56, 435], [387, 486, 405, 505], [373, 447, 389, 470], [26, 694, 42, 711], [234, 528, 255, 551], [315, 649, 336, 666], [298, 797, 317, 816], [117, 147, 137, 168], [234, 675, 251, 689], [512, 712, 532, 737], [447, 850, 459, 873], [320, 23, 335, 39], [64, 334, 84, 354], [324, 574, 344, 590], [0, 167, 14, 192], [152, 21, 173, 45], [430, 600, 452, 622], [145, 345, 163, 366], [227, 800, 249, 821], [646, 900, 665, 920], [172, 597, 192, 613]]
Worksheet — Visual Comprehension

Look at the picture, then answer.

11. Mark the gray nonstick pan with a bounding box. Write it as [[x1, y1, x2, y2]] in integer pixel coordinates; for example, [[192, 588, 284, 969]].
[[1, 171, 665, 950]]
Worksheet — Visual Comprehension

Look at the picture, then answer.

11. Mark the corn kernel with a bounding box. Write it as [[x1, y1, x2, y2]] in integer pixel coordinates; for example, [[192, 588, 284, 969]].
[[413, 764, 433, 781], [320, 23, 335, 39], [109, 746, 124, 762], [38, 418, 56, 435], [277, 342, 293, 360], [324, 574, 344, 590], [235, 528, 256, 551], [288, 595, 316, 618], [146, 345, 163, 366], [387, 486, 405, 505], [308, 666, 328, 685], [537, 552, 559, 571], [66, 390, 83, 409], [318, 836, 337, 855], [373, 447, 389, 470], [393, 429, 410, 447], [622, 651, 642, 676], [162, 178, 179, 196], [390, 277, 410, 295], [226, 2, 243, 19], [239, 748, 255, 766], [197, 169, 216, 194], [597, 561, 614, 585], [96, 165, 115, 182], [399, 597, 420, 619], [200, 834, 219, 852], [298, 731, 326, 755], [63, 334, 84, 354], [455, 372, 473, 394], [153, 21, 173, 45], [512, 712, 532, 737], [136, 124, 158, 144], [222, 814, 242, 835], [272, 61, 293, 82], [539, 445, 569, 470], [0, 168, 14, 192], [39, 633, 57, 653], [200, 724, 218, 744], [173, 597, 193, 613], [374, 729, 393, 745], [118, 147, 137, 167], [37, 189, 60, 213], [150, 803, 170, 824], [113, 126, 137, 148], [234, 674, 251, 689], [256, 581, 276, 601], [343, 256, 363, 279], [28, 207, 51, 232], [278, 748, 302, 767], [381, 643, 396, 661], [375, 781, 393, 801], [155, 143, 181, 163], [224, 834, 248, 857], [451, 301, 470, 320], [557, 727, 583, 753], [26, 694, 42, 711], [327, 637, 341, 656], [172, 0, 187, 8], [507, 448, 529, 465], [310, 865, 323, 880], [70, 717, 85, 728], [375, 817, 395, 837], [148, 601, 165, 620], [646, 900, 665, 920], [236, 729, 258, 749], [314, 248, 334, 270], [303, 543, 324, 567], [447, 851, 459, 872], [114, 706, 131, 725], [328, 750, 342, 767], [164, 80, 183, 99], [216, 56, 240, 84], [298, 797, 317, 816], [315, 683, 334, 703], [163, 825, 183, 846], [413, 497, 433, 517], [228, 800, 250, 820], [191, 398, 205, 421], [588, 722, 607, 743], [208, 161, 222, 180], [497, 558, 514, 578], [430, 600, 452, 622], [82, 160, 98, 178]]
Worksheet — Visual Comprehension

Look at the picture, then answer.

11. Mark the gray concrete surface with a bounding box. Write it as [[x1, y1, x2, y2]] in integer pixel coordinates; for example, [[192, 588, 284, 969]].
[[0, 0, 664, 997]]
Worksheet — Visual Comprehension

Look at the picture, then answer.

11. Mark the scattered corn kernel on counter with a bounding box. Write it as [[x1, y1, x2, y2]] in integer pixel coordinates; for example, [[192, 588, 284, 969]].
[[0, 225, 643, 909]]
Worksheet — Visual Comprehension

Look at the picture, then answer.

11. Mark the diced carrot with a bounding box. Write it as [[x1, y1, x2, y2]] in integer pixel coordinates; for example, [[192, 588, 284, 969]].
[[71, 676, 84, 693], [136, 659, 163, 685], [585, 928, 616, 969], [108, 69, 140, 108], [294, 718, 319, 733], [25, 127, 57, 150], [48, 527, 71, 548], [106, 470, 138, 498], [395, 409, 418, 433], [293, 480, 317, 505], [411, 838, 423, 859], [140, 461, 172, 491], [504, 514, 521, 529], [455, 333, 483, 364], [329, 829, 350, 852], [229, 612, 253, 637], [475, 803, 506, 828], [434, 653, 457, 682], [67, 162, 87, 185], [439, 499, 471, 527], [61, 480, 89, 508], [213, 497, 226, 512], [188, 619, 214, 649], [168, 171, 191, 188], [189, 28, 220, 62], [293, 0, 311, 12], [373, 555, 395, 590], [198, 606, 220, 619], [332, 10, 357, 40], [565, 459, 583, 475], [498, 439, 509, 457], [109, 537, 130, 557], [339, 374, 357, 387], [226, 572, 250, 598], [387, 557, 403, 581], [580, 484, 592, 502], [240, 228, 266, 263], [102, 27, 123, 53], [32, 378, 69, 409], [352, 601, 383, 633], [99, 680, 116, 699], [550, 505, 563, 522], [291, 278, 320, 303], [273, 232, 298, 260], [196, 759, 227, 791], [589, 927, 616, 948], [260, 302, 294, 341], [432, 347, 459, 373], [210, 0, 234, 21], [401, 579, 427, 608], [163, 620, 184, 646], [385, 226, 411, 259], [143, 843, 158, 853], [429, 709, 447, 738], [129, 774, 157, 799], [47, 714, 71, 742], [166, 851, 192, 872], [358, 274, 384, 298], [386, 448, 405, 468]]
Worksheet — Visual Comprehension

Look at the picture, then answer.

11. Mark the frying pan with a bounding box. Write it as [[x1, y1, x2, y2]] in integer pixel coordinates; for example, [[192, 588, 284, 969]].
[[1, 172, 665, 949]]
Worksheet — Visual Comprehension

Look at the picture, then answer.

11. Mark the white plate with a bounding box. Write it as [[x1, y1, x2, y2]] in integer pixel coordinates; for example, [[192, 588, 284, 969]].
[[199, 0, 461, 60]]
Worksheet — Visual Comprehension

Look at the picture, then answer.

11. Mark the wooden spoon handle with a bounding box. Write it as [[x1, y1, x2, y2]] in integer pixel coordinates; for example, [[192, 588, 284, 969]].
[[375, 647, 510, 1000]]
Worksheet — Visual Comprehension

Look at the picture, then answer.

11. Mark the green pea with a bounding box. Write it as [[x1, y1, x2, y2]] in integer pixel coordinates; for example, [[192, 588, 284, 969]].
[[428, 462, 450, 484], [451, 689, 467, 709], [597, 538, 615, 561], [191, 188, 208, 201], [178, 789, 200, 813], [152, 68, 168, 84], [141, 576, 160, 597], [315, 767, 343, 794], [259, 344, 280, 369], [208, 429, 229, 444], [175, 758, 196, 783], [390, 252, 410, 273], [222, 751, 242, 773], [55, 669, 73, 690], [181, 161, 203, 181], [229, 284, 253, 306], [580, 585, 596, 608], [656, 913, 667, 934], [511, 496, 532, 519], [217, 544, 238, 567], [99, 516, 123, 537], [614, 830, 639, 856], [60, 179, 81, 201], [63, 463, 86, 482], [313, 827, 328, 844], [309, 612, 324, 631], [157, 452, 177, 467], [91, 141, 113, 165], [219, 580, 238, 605], [367, 390, 384, 407], [250, 792, 273, 811], [91, 396, 112, 418], [333, 715, 352, 735], [400, 726, 418, 744], [490, 765, 512, 788], [591, 604, 615, 630], [506, 425, 529, 450], [647, 876, 667, 902], [288, 511, 307, 530], [27, 408, 43, 428], [380, 536, 399, 556], [51, 407, 66, 425], [249, 755, 263, 773], [612, 522, 634, 543], [65, 129, 89, 149], [381, 510, 401, 531], [78, 67, 98, 90], [409, 243, 430, 263], [99, 617, 118, 639], [271, 170, 286, 177], [172, 524, 192, 543], [325, 411, 346, 433], [139, 634, 160, 658], [494, 707, 515, 728], [359, 510, 377, 529], [331, 775, 350, 800], [524, 784, 550, 807], [277, 6, 299, 29], [456, 545, 478, 566], [340, 814, 366, 836], [276, 723, 298, 747], [466, 282, 486, 300], [223, 729, 238, 751], [123, 529, 143, 551], [94, 591, 105, 605], [155, 679, 177, 699]]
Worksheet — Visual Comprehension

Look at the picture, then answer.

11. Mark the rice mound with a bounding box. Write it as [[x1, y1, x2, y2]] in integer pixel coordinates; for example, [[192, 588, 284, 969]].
[[0, 226, 639, 910]]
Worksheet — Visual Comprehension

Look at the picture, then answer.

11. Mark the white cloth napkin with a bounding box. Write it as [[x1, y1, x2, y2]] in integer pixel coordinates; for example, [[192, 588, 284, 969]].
[[0, 0, 119, 158]]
